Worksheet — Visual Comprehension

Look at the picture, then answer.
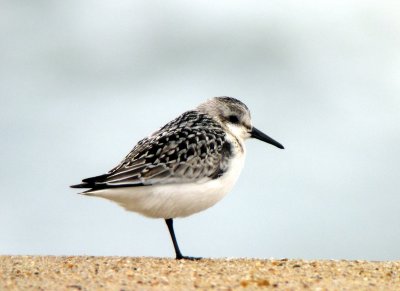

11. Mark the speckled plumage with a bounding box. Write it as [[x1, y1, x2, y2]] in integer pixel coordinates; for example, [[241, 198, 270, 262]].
[[77, 110, 232, 190]]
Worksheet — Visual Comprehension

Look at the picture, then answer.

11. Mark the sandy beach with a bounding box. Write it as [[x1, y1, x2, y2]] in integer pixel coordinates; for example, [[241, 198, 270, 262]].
[[1, 256, 399, 290]]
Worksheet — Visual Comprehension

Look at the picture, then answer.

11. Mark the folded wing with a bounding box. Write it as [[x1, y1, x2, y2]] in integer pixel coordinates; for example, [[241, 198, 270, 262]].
[[70, 111, 232, 192]]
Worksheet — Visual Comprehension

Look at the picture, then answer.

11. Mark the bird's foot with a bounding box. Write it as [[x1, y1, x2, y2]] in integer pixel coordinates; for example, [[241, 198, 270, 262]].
[[176, 255, 202, 260]]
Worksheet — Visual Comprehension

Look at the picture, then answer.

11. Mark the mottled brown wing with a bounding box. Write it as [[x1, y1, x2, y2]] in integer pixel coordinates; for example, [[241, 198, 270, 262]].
[[72, 111, 232, 190]]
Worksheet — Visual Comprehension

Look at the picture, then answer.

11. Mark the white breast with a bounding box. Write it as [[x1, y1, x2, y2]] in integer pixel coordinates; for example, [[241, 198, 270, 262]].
[[85, 140, 246, 219]]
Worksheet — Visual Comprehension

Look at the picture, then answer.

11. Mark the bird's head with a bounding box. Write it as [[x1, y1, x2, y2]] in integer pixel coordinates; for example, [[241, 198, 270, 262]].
[[197, 96, 284, 149]]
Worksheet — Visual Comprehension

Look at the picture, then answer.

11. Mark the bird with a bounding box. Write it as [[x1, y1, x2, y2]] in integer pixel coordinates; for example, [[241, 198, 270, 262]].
[[71, 96, 284, 260]]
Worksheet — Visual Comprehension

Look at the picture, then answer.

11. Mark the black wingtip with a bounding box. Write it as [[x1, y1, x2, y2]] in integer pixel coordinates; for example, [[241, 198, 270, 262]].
[[82, 173, 109, 183], [71, 173, 110, 189], [70, 183, 90, 189]]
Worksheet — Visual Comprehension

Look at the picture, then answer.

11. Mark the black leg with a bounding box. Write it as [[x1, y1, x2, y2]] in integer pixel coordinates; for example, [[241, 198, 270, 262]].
[[165, 218, 201, 260]]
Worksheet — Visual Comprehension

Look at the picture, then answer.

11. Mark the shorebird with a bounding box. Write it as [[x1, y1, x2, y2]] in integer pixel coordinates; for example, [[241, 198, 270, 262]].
[[71, 97, 284, 260]]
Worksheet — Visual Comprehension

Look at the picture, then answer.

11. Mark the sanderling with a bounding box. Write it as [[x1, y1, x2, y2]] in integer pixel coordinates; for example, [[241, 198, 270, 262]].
[[71, 97, 284, 260]]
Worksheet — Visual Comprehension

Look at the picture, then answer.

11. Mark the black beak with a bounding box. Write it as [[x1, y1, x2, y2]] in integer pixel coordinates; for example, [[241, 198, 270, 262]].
[[251, 127, 284, 149]]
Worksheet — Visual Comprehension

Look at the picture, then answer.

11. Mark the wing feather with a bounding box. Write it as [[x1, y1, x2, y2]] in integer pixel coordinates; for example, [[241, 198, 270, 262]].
[[71, 111, 232, 191]]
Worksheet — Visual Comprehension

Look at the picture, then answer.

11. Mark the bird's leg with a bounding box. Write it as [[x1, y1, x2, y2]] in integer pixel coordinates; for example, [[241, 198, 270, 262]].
[[165, 218, 201, 260]]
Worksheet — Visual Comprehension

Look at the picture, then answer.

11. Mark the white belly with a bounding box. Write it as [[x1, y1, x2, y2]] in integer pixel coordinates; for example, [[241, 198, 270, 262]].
[[85, 152, 246, 218]]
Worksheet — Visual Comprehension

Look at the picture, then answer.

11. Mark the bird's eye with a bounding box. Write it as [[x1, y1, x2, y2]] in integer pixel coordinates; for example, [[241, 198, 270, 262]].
[[228, 115, 240, 124]]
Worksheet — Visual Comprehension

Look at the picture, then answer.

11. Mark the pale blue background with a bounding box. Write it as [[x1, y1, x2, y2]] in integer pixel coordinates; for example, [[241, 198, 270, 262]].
[[1, 0, 399, 260]]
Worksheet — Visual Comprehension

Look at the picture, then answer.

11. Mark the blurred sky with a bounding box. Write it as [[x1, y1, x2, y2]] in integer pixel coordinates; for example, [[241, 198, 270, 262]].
[[1, 0, 400, 260]]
